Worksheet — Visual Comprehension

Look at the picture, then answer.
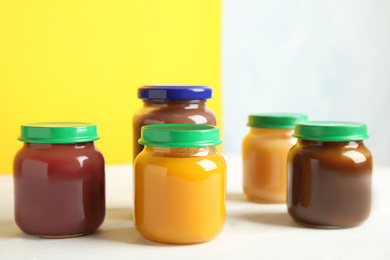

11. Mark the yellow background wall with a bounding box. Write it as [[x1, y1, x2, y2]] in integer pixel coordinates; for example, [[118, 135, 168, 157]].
[[0, 0, 222, 174]]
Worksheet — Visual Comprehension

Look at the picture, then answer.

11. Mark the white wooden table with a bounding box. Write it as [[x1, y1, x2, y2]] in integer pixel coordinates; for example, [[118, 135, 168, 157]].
[[1, 154, 389, 259]]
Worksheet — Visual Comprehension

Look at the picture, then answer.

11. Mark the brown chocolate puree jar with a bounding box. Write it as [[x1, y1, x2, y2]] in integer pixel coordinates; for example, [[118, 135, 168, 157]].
[[132, 85, 217, 161], [287, 121, 372, 228]]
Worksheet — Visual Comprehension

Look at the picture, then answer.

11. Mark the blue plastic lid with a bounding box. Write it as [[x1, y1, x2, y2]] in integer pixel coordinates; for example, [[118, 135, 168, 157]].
[[138, 85, 213, 100]]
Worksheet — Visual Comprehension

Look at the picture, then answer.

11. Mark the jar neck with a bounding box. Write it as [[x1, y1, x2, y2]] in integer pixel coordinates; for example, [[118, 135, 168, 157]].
[[249, 127, 294, 137], [144, 145, 217, 157], [142, 99, 207, 108], [298, 139, 364, 148], [24, 142, 95, 149]]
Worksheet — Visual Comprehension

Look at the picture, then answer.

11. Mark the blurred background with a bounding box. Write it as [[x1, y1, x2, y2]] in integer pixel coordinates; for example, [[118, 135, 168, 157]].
[[1, 0, 390, 174], [223, 0, 390, 166], [0, 0, 222, 174]]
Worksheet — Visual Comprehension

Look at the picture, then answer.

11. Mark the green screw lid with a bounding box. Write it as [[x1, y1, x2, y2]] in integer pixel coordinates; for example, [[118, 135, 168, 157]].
[[247, 113, 308, 129], [18, 122, 100, 143], [294, 121, 369, 141], [139, 124, 222, 147]]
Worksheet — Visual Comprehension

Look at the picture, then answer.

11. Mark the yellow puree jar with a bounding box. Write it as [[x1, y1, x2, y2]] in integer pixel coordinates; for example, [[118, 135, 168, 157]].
[[134, 124, 226, 244], [242, 113, 307, 203]]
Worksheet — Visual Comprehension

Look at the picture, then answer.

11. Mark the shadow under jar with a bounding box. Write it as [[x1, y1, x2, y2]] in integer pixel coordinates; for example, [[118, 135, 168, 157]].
[[134, 124, 226, 244], [132, 85, 217, 161], [13, 123, 105, 238], [287, 121, 372, 228]]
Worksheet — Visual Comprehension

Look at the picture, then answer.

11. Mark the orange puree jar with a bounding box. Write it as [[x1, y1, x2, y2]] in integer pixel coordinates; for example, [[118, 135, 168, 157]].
[[242, 113, 307, 203], [134, 124, 226, 244]]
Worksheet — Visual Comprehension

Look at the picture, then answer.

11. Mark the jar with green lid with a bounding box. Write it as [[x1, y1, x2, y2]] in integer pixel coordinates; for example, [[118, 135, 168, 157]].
[[287, 121, 372, 228], [14, 122, 105, 237], [242, 113, 307, 203], [134, 124, 226, 244]]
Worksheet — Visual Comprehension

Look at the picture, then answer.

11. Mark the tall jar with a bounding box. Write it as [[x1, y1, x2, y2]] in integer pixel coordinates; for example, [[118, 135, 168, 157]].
[[132, 85, 217, 161], [287, 121, 372, 228], [242, 113, 307, 203], [13, 123, 105, 237], [134, 124, 226, 244]]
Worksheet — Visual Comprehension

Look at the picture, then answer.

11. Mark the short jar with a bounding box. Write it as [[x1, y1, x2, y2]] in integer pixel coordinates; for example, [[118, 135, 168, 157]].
[[132, 85, 217, 161], [13, 123, 105, 237], [242, 113, 307, 203], [134, 124, 226, 244], [287, 121, 372, 228]]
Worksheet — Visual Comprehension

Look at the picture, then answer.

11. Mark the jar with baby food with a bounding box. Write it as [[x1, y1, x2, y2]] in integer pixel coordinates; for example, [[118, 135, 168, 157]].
[[287, 121, 372, 228], [134, 124, 226, 244], [133, 85, 217, 161], [14, 123, 105, 237], [242, 113, 308, 203]]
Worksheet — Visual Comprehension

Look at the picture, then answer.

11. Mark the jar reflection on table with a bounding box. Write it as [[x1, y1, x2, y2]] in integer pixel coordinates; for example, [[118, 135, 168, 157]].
[[287, 121, 372, 228], [13, 123, 105, 237], [133, 85, 217, 161]]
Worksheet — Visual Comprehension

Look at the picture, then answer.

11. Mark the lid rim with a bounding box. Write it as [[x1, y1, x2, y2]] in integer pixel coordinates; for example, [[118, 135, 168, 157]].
[[138, 85, 213, 100], [139, 140, 222, 148], [248, 113, 308, 128], [18, 122, 100, 143], [248, 124, 300, 129], [18, 136, 100, 144], [294, 121, 369, 141], [139, 124, 222, 147]]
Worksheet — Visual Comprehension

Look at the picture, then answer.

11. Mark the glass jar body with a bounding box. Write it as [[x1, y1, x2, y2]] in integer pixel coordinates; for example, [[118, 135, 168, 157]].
[[287, 139, 372, 228], [132, 100, 217, 161], [134, 146, 226, 244], [242, 127, 296, 203], [13, 142, 105, 237]]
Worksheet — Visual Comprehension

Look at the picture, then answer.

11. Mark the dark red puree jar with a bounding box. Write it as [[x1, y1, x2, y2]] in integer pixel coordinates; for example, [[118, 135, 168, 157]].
[[14, 123, 105, 238], [132, 85, 217, 161], [287, 121, 372, 228]]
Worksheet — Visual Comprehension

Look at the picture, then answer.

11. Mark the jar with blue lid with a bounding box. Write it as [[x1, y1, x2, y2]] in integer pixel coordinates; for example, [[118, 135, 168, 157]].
[[132, 85, 217, 161]]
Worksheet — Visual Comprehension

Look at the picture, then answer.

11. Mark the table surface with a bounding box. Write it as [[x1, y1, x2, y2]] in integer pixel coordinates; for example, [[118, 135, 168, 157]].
[[1, 154, 389, 260]]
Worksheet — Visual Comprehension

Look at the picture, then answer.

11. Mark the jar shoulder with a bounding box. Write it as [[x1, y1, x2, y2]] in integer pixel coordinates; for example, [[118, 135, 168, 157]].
[[135, 150, 226, 169], [133, 106, 217, 125], [288, 142, 373, 166], [243, 131, 296, 148], [14, 145, 104, 164]]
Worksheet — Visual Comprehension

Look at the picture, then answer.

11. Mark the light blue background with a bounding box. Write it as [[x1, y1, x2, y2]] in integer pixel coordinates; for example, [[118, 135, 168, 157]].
[[223, 0, 390, 166]]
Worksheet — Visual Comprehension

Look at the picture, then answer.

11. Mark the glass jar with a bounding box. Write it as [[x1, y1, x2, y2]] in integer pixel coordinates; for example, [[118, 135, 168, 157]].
[[132, 85, 217, 161], [287, 121, 372, 228], [134, 124, 226, 244], [13, 123, 105, 237], [242, 113, 307, 203]]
